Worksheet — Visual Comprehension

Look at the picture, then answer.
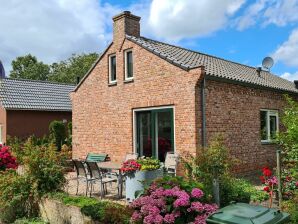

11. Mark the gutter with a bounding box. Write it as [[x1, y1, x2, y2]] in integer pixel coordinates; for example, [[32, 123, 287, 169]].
[[201, 77, 207, 148]]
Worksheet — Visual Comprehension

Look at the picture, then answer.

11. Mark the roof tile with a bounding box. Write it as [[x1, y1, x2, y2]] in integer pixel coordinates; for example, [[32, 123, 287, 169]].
[[0, 78, 74, 111], [126, 35, 298, 94]]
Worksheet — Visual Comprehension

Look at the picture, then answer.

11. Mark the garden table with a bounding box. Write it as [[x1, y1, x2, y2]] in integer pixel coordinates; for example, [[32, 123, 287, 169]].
[[97, 161, 123, 198]]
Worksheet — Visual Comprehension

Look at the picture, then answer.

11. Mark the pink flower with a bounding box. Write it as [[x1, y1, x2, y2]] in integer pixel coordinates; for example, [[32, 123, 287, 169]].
[[173, 190, 190, 208], [296, 181, 298, 188], [164, 214, 175, 223], [131, 211, 142, 222], [191, 188, 204, 198]]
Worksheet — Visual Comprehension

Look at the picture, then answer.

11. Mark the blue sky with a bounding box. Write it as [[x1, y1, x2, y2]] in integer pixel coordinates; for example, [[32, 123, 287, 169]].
[[1, 0, 298, 81]]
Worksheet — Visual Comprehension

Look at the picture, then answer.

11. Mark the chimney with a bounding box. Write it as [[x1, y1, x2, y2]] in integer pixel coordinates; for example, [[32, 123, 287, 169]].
[[112, 11, 141, 44], [294, 80, 298, 89]]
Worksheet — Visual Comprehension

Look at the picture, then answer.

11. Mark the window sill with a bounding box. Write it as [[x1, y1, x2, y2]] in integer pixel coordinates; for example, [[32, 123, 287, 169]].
[[108, 82, 117, 86], [124, 78, 134, 83]]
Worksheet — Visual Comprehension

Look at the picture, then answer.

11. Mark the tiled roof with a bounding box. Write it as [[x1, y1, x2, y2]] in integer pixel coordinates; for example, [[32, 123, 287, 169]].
[[127, 35, 298, 94], [0, 78, 74, 111]]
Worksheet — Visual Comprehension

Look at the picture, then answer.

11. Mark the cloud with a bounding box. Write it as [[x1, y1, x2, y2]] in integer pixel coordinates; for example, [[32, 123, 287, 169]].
[[235, 0, 268, 30], [272, 28, 298, 67], [148, 0, 245, 41], [235, 0, 298, 30], [263, 0, 298, 26], [281, 71, 298, 81], [0, 0, 119, 73]]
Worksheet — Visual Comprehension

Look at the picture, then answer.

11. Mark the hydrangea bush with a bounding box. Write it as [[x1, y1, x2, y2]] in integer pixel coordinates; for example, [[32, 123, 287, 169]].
[[0, 144, 18, 171], [130, 179, 217, 224]]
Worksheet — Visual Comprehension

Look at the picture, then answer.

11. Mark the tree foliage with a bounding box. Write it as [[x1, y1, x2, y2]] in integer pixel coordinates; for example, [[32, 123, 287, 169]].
[[49, 121, 66, 150], [278, 95, 298, 176], [9, 53, 99, 84], [48, 53, 99, 84], [10, 54, 50, 80]]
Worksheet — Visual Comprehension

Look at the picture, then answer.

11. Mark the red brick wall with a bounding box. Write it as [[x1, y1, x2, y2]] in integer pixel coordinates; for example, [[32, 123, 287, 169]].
[[205, 80, 296, 174], [6, 110, 71, 141], [71, 38, 203, 161]]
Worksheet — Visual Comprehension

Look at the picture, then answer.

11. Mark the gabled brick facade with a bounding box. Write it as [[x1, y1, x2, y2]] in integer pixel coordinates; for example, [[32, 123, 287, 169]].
[[71, 11, 298, 174]]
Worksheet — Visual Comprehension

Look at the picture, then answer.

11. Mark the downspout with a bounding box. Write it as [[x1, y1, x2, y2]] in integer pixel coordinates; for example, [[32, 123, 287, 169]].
[[201, 76, 207, 148]]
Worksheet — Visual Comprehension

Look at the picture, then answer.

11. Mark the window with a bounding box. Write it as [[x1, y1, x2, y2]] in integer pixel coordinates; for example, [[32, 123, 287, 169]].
[[260, 110, 278, 142], [135, 107, 175, 162], [125, 50, 133, 80], [109, 54, 116, 83]]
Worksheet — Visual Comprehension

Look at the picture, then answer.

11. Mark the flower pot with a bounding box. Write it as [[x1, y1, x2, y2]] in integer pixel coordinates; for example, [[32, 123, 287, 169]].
[[125, 169, 163, 202]]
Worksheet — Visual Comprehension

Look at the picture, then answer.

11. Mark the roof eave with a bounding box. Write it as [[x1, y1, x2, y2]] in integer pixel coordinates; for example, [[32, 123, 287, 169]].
[[205, 74, 298, 95]]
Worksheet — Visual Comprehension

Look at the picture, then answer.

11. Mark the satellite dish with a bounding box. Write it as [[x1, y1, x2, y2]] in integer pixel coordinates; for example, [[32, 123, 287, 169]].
[[262, 57, 274, 71], [0, 60, 5, 78]]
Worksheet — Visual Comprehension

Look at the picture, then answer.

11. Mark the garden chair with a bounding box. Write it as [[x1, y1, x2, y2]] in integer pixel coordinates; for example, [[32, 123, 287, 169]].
[[72, 159, 94, 196], [164, 152, 179, 176], [124, 152, 138, 162], [85, 161, 118, 198], [86, 153, 108, 162]]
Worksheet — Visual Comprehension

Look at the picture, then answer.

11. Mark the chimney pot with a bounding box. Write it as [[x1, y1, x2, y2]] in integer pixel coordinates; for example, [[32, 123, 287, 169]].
[[112, 11, 141, 44]]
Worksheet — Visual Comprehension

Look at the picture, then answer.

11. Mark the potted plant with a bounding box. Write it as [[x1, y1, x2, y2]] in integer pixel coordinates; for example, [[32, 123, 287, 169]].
[[121, 157, 163, 201]]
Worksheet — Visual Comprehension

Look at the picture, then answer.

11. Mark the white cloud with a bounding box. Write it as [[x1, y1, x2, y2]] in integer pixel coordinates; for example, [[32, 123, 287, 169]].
[[272, 28, 298, 67], [148, 0, 245, 41], [281, 71, 298, 81], [0, 0, 119, 73], [235, 0, 268, 30], [263, 0, 298, 26], [235, 0, 298, 30]]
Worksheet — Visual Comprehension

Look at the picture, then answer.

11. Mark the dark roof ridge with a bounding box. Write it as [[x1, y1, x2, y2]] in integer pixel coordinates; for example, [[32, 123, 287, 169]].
[[1, 77, 76, 86], [135, 35, 269, 73]]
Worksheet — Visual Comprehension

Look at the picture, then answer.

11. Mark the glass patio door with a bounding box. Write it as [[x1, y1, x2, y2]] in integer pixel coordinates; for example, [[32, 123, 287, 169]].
[[136, 108, 174, 162]]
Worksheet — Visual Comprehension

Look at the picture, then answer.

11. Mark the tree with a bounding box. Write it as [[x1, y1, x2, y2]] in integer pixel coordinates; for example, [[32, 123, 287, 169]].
[[48, 53, 99, 84], [10, 54, 50, 80], [278, 95, 298, 173]]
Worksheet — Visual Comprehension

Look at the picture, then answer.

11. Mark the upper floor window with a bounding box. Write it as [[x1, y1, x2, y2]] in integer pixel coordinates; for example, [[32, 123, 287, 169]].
[[109, 54, 116, 83], [125, 50, 133, 80], [260, 110, 279, 142]]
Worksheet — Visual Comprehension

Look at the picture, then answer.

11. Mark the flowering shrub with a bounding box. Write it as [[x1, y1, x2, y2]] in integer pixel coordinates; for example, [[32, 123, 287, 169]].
[[260, 167, 278, 208], [130, 180, 217, 224], [120, 159, 142, 173], [281, 170, 298, 200], [0, 144, 18, 171], [137, 157, 160, 171]]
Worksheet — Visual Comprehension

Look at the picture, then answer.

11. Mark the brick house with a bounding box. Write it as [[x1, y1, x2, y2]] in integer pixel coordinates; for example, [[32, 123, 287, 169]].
[[0, 78, 74, 143], [71, 11, 298, 174]]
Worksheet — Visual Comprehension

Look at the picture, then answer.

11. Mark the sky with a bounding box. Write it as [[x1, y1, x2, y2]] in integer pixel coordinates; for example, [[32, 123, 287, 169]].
[[1, 0, 298, 81]]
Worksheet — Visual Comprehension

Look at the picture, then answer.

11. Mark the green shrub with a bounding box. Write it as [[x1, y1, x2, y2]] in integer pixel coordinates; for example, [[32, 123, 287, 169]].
[[49, 120, 66, 150], [220, 177, 269, 207], [22, 140, 66, 194], [14, 217, 48, 224], [282, 190, 298, 224], [182, 135, 234, 187], [0, 140, 67, 223], [81, 201, 132, 224], [49, 193, 133, 224], [0, 170, 39, 223], [66, 122, 72, 147]]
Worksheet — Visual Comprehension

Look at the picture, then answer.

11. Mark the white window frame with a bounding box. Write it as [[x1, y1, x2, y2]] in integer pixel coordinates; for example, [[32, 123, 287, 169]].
[[124, 50, 133, 81], [109, 54, 117, 84], [260, 109, 279, 143]]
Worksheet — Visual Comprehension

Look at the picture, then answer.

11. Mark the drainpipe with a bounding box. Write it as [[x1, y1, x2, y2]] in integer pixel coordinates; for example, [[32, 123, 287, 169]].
[[201, 77, 207, 148]]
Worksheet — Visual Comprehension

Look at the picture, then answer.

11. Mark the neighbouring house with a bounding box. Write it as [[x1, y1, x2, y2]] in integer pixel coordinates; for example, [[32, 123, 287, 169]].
[[0, 78, 74, 143], [71, 11, 298, 174]]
